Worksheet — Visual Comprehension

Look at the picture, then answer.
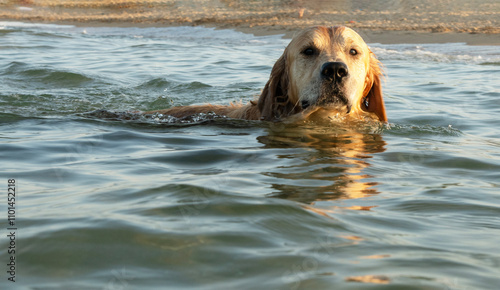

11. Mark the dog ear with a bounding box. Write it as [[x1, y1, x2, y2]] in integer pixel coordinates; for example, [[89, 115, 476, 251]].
[[361, 52, 387, 122], [258, 52, 298, 121]]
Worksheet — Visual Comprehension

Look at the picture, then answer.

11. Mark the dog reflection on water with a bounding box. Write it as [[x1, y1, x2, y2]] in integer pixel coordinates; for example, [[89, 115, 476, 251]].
[[258, 119, 386, 204]]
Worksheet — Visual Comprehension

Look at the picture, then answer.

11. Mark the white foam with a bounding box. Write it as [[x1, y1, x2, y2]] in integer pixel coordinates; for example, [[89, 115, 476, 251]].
[[0, 21, 286, 47], [371, 43, 500, 64], [0, 21, 74, 30]]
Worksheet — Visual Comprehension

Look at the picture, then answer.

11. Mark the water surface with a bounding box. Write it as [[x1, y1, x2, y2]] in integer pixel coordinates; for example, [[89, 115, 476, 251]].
[[1, 22, 500, 289]]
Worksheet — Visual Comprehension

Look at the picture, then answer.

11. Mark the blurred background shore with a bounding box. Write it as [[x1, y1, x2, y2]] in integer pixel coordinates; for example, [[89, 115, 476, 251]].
[[1, 0, 499, 44]]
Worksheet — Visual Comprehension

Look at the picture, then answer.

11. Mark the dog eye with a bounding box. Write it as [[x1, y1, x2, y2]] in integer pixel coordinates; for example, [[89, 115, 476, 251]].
[[302, 47, 316, 56], [349, 48, 358, 56]]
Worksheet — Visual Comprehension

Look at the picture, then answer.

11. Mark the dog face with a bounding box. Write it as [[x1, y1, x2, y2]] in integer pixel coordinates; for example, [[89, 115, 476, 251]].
[[289, 26, 370, 112], [258, 26, 387, 122]]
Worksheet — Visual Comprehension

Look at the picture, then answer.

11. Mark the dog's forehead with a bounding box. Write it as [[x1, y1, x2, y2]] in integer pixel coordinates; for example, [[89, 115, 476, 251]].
[[291, 26, 367, 50]]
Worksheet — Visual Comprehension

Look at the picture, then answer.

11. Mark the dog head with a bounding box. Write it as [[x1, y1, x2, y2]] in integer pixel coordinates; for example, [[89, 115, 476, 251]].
[[258, 26, 387, 122]]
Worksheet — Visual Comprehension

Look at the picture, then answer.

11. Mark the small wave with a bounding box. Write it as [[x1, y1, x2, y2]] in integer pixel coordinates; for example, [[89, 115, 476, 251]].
[[43, 71, 94, 86], [3, 62, 94, 87], [0, 21, 74, 30], [2, 61, 28, 74], [385, 123, 462, 137], [135, 78, 212, 91], [0, 22, 283, 47], [133, 79, 215, 111], [0, 21, 77, 39], [82, 110, 231, 126], [146, 111, 228, 124], [83, 108, 389, 132], [372, 43, 500, 64], [479, 62, 500, 66], [135, 78, 173, 90], [81, 110, 146, 122]]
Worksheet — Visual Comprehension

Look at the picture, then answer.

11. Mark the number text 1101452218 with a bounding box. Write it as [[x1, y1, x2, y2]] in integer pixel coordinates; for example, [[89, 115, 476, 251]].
[[7, 179, 16, 283]]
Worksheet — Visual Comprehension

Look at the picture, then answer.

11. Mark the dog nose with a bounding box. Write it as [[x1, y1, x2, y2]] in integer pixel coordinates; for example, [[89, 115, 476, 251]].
[[321, 62, 348, 82]]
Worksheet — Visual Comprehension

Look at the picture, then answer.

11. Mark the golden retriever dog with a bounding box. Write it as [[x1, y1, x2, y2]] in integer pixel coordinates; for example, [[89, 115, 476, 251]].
[[147, 26, 387, 122]]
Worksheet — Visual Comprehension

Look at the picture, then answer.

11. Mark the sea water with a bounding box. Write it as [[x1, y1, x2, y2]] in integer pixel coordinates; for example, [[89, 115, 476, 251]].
[[1, 22, 500, 289]]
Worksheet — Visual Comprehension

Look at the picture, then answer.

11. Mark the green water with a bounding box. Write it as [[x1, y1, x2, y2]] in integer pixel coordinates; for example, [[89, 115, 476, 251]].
[[1, 22, 500, 289]]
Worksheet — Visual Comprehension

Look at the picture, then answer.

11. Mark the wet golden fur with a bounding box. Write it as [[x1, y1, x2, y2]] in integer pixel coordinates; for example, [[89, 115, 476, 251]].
[[147, 26, 387, 122]]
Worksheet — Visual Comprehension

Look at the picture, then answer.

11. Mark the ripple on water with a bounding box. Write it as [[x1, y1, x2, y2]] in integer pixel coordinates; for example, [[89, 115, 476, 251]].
[[385, 123, 462, 137], [2, 61, 95, 88]]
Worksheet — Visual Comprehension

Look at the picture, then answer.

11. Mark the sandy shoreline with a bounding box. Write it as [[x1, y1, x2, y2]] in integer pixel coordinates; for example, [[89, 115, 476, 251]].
[[1, 0, 499, 45]]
